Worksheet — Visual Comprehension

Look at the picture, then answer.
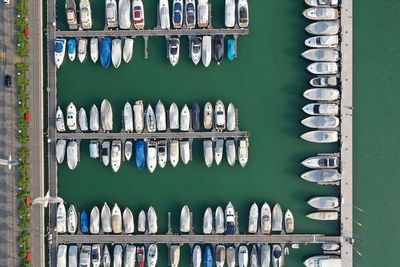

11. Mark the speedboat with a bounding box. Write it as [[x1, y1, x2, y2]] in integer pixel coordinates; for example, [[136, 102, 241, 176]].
[[202, 36, 212, 67], [225, 0, 235, 27], [197, 0, 209, 27], [101, 202, 112, 233], [301, 116, 340, 129], [56, 139, 66, 164], [66, 141, 78, 170], [204, 246, 213, 267], [134, 100, 145, 133], [90, 206, 100, 234], [101, 141, 110, 166], [304, 255, 341, 267], [56, 106, 66, 132], [250, 245, 258, 267], [227, 39, 235, 61], [185, 0, 196, 28], [260, 245, 271, 267], [203, 102, 213, 129], [237, 0, 249, 28], [168, 37, 180, 66], [227, 103, 236, 131], [112, 203, 122, 234], [305, 21, 340, 35], [303, 88, 340, 101], [170, 245, 180, 267], [112, 38, 122, 68], [226, 139, 236, 166], [146, 104, 156, 132], [111, 140, 122, 172], [147, 206, 158, 234], [56, 246, 68, 267], [301, 130, 339, 143], [101, 99, 113, 131], [215, 100, 226, 130], [169, 140, 179, 167], [147, 244, 158, 267], [310, 76, 338, 87], [123, 207, 135, 234], [272, 245, 283, 267], [303, 7, 339, 20], [66, 102, 77, 130], [302, 103, 339, 115], [125, 245, 136, 267], [159, 0, 170, 29], [80, 210, 89, 233], [78, 107, 88, 131], [132, 0, 145, 29], [180, 104, 190, 131], [215, 206, 225, 234], [214, 35, 224, 65], [125, 140, 133, 161], [105, 0, 118, 28], [103, 246, 111, 267], [180, 140, 190, 164], [90, 38, 99, 63], [284, 209, 294, 233], [89, 140, 99, 159], [307, 62, 339, 74], [67, 38, 76, 61], [306, 211, 339, 221], [238, 246, 248, 267], [135, 140, 146, 169], [100, 37, 112, 69], [305, 35, 339, 48], [123, 38, 134, 63], [91, 244, 101, 267], [193, 245, 202, 267], [79, 0, 93, 29], [308, 196, 339, 210], [305, 0, 339, 7], [119, 0, 131, 29], [67, 205, 78, 234], [124, 102, 134, 132], [302, 154, 339, 168], [203, 207, 213, 234], [322, 243, 340, 251], [214, 139, 224, 165], [68, 245, 78, 267], [113, 245, 123, 267], [302, 49, 340, 62], [78, 38, 88, 63], [192, 103, 201, 131], [203, 140, 213, 167], [260, 202, 271, 234], [157, 140, 168, 168], [80, 246, 91, 267], [169, 102, 179, 129], [155, 100, 167, 131], [225, 202, 236, 234], [56, 203, 66, 233], [271, 203, 283, 232], [180, 205, 190, 233], [191, 37, 202, 65], [248, 202, 258, 234], [301, 169, 342, 184], [54, 39, 66, 68], [227, 247, 236, 267], [138, 210, 146, 232], [65, 0, 78, 30], [147, 140, 157, 173], [238, 138, 249, 167], [172, 0, 183, 28]]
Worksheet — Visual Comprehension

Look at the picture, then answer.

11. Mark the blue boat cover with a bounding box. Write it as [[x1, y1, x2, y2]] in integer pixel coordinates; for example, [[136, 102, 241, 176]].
[[54, 40, 64, 53], [68, 39, 76, 54], [100, 37, 112, 69], [136, 140, 146, 170], [173, 3, 182, 24], [80, 210, 89, 233], [203, 246, 213, 267], [227, 39, 235, 61]]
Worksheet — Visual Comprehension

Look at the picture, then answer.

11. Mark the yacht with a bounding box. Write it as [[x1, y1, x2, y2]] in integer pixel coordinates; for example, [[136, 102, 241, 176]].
[[204, 246, 213, 267], [306, 211, 339, 221], [304, 255, 341, 267], [147, 140, 157, 173], [226, 139, 236, 166], [191, 36, 202, 65], [67, 204, 78, 234], [105, 0, 118, 28], [225, 201, 236, 234], [301, 154, 339, 169], [238, 138, 249, 167], [100, 37, 112, 69], [80, 210, 89, 233], [147, 244, 158, 267], [170, 245, 180, 267], [260, 202, 272, 234], [78, 107, 88, 131], [172, 0, 183, 28], [307, 62, 339, 74], [303, 7, 339, 20], [248, 202, 259, 234], [89, 140, 99, 159], [101, 99, 113, 131], [260, 244, 271, 267], [146, 104, 156, 132], [303, 49, 339, 63], [66, 141, 78, 170], [301, 115, 340, 129], [169, 102, 179, 129], [185, 0, 196, 28], [215, 100, 226, 130], [113, 245, 123, 267], [180, 104, 190, 131], [193, 245, 202, 267], [79, 0, 93, 29], [123, 207, 135, 234], [65, 0, 78, 30], [56, 106, 66, 132], [101, 141, 110, 166], [155, 100, 167, 131], [132, 0, 145, 29], [112, 203, 122, 234], [80, 246, 91, 267], [111, 140, 122, 172], [168, 37, 180, 66], [303, 88, 340, 101], [302, 103, 338, 115], [103, 246, 112, 267], [203, 102, 213, 129], [301, 169, 342, 184], [124, 102, 134, 132], [125, 245, 136, 267], [308, 196, 339, 210], [238, 246, 249, 267], [119, 0, 131, 29], [250, 245, 258, 267], [159, 0, 170, 29], [225, 0, 235, 27], [56, 203, 66, 233], [214, 139, 224, 166], [157, 140, 168, 168], [214, 35, 224, 65], [305, 35, 339, 48], [123, 38, 134, 63], [68, 245, 78, 267], [237, 0, 249, 28], [91, 244, 101, 267], [90, 38, 98, 63], [227, 247, 236, 267], [272, 245, 283, 267], [134, 100, 145, 133], [125, 140, 133, 161], [203, 207, 213, 234], [78, 38, 88, 63], [89, 105, 99, 131], [227, 103, 236, 131], [322, 243, 340, 251], [197, 0, 209, 27], [305, 0, 339, 7], [227, 39, 235, 61], [112, 38, 122, 68], [191, 103, 201, 131], [180, 205, 190, 233], [66, 102, 77, 130], [147, 206, 158, 234], [305, 21, 340, 35], [271, 203, 283, 232], [203, 140, 213, 167], [310, 76, 338, 87], [54, 39, 66, 68], [136, 140, 146, 170], [180, 140, 190, 164], [301, 130, 339, 143], [56, 139, 66, 164], [90, 206, 100, 234], [101, 202, 112, 233], [284, 209, 294, 233], [202, 36, 212, 67], [138, 210, 146, 232], [215, 206, 225, 234], [169, 140, 179, 167]]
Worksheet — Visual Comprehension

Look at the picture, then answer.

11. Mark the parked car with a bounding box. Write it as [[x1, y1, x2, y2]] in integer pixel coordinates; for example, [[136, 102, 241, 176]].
[[4, 0, 10, 5], [4, 75, 11, 87]]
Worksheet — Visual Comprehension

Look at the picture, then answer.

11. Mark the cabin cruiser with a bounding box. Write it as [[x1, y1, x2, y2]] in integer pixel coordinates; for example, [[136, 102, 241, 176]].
[[307, 62, 339, 75], [197, 0, 209, 27], [90, 206, 100, 234], [238, 138, 248, 167], [225, 202, 236, 234], [101, 202, 112, 233], [170, 245, 180, 267], [68, 38, 76, 61], [103, 246, 111, 267], [65, 0, 78, 30], [322, 243, 340, 251], [303, 7, 339, 20], [204, 246, 213, 267], [180, 205, 190, 233], [68, 245, 78, 267], [203, 140, 213, 167], [56, 106, 66, 132], [193, 245, 202, 267], [226, 139, 236, 166], [112, 38, 122, 68], [67, 205, 78, 234], [214, 35, 224, 65], [303, 88, 340, 101], [227, 39, 235, 61], [100, 37, 112, 69], [301, 169, 342, 184], [172, 0, 183, 28], [185, 0, 196, 28], [78, 38, 88, 63], [123, 38, 134, 63], [180, 104, 190, 131], [302, 103, 339, 115], [305, 0, 339, 7], [157, 140, 168, 168], [180, 140, 190, 164], [191, 103, 201, 131], [54, 39, 66, 68], [101, 99, 113, 131], [301, 130, 339, 143], [310, 76, 338, 87], [123, 207, 134, 234], [89, 140, 99, 159], [124, 102, 134, 132], [238, 246, 248, 267], [90, 38, 99, 63], [169, 140, 179, 167], [227, 103, 236, 131], [248, 203, 259, 234], [301, 116, 340, 129], [78, 107, 88, 131], [306, 211, 339, 221], [225, 0, 235, 27], [147, 244, 158, 267], [215, 206, 225, 234], [56, 139, 67, 164], [237, 0, 249, 28], [111, 140, 122, 172], [80, 210, 89, 233], [304, 255, 341, 267], [203, 102, 213, 129], [284, 209, 294, 233], [305, 35, 339, 48], [136, 140, 146, 170], [147, 206, 158, 234], [138, 210, 146, 232], [119, 0, 131, 29], [227, 247, 236, 267], [203, 207, 213, 234], [214, 139, 224, 166], [146, 104, 156, 132], [159, 0, 170, 29], [80, 246, 91, 267], [56, 203, 66, 233], [191, 37, 202, 65], [305, 21, 340, 35], [260, 245, 271, 267], [169, 102, 179, 129], [105, 0, 118, 28], [134, 100, 144, 133], [308, 196, 339, 210], [113, 245, 123, 267], [67, 141, 78, 170], [302, 49, 339, 62], [260, 202, 271, 234], [125, 245, 136, 267], [250, 245, 258, 267], [125, 140, 133, 161], [215, 100, 226, 130], [272, 245, 283, 267], [155, 100, 166, 131], [301, 154, 339, 168], [91, 244, 101, 267], [271, 203, 283, 232], [202, 36, 212, 67], [169, 37, 180, 66], [147, 140, 157, 173], [132, 0, 145, 29], [112, 203, 122, 234], [101, 141, 110, 166], [80, 0, 93, 29]]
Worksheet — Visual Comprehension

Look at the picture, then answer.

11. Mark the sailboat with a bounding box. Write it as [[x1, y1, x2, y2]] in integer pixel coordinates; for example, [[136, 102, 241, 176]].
[[248, 203, 259, 234], [90, 206, 100, 234], [101, 202, 112, 233], [67, 205, 78, 234], [112, 203, 122, 234], [271, 203, 283, 232], [112, 38, 122, 68], [66, 141, 78, 170], [125, 245, 136, 267], [90, 104, 100, 131], [123, 207, 135, 234], [203, 207, 213, 234], [78, 107, 88, 131], [56, 202, 66, 233], [169, 102, 179, 129], [124, 102, 134, 132], [147, 206, 158, 234], [119, 0, 131, 29], [155, 100, 167, 131], [90, 38, 99, 63], [123, 38, 134, 63], [180, 205, 190, 233], [101, 99, 113, 131]]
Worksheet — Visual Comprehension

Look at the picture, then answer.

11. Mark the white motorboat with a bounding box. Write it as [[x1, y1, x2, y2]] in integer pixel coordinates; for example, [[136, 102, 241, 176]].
[[301, 116, 340, 129], [78, 107, 88, 131], [203, 140, 213, 167], [307, 62, 339, 74], [301, 155, 340, 169], [123, 207, 135, 234], [260, 202, 271, 234], [68, 245, 78, 267], [112, 38, 122, 68], [54, 39, 66, 68], [180, 205, 190, 233], [303, 7, 339, 20], [168, 37, 180, 66], [65, 0, 78, 30], [89, 140, 99, 159], [105, 0, 118, 28], [146, 104, 156, 132], [80, 0, 93, 29], [216, 245, 226, 267], [203, 207, 213, 234], [225, 0, 235, 27], [125, 140, 133, 161], [169, 140, 179, 167], [170, 245, 180, 267], [180, 140, 190, 164], [202, 36, 212, 67], [305, 35, 339, 48], [56, 139, 67, 164], [79, 245, 91, 267], [134, 100, 144, 133], [237, 0, 249, 28], [113, 245, 123, 267], [138, 210, 146, 232], [306, 211, 339, 221], [260, 244, 270, 267], [250, 245, 258, 267], [215, 139, 224, 166], [103, 245, 111, 267], [123, 38, 134, 63], [132, 0, 145, 29], [305, 0, 339, 7], [67, 204, 78, 234], [225, 201, 236, 234], [90, 104, 100, 131], [147, 140, 157, 173], [215, 100, 226, 130], [191, 36, 202, 65], [157, 140, 168, 168], [78, 38, 88, 63], [310, 76, 338, 87], [172, 0, 183, 28], [66, 102, 77, 131], [56, 106, 66, 132], [111, 140, 122, 172], [57, 245, 67, 267], [112, 203, 122, 234], [147, 206, 158, 234], [180, 104, 190, 131], [248, 202, 259, 234], [226, 139, 236, 166], [125, 245, 136, 267], [301, 169, 342, 184], [215, 206, 225, 234], [301, 130, 339, 143], [304, 255, 341, 267], [155, 100, 167, 131], [302, 49, 339, 62], [227, 247, 236, 267], [101, 202, 112, 233], [238, 138, 249, 167], [284, 209, 294, 234], [303, 88, 340, 101], [305, 21, 340, 35], [302, 103, 339, 115], [91, 244, 101, 267], [308, 196, 339, 210], [101, 99, 113, 131], [272, 245, 283, 267], [322, 243, 340, 251], [119, 0, 131, 29], [66, 141, 78, 170], [193, 245, 202, 267], [56, 203, 66, 233], [271, 203, 283, 232], [101, 141, 110, 166], [147, 244, 158, 267], [169, 102, 179, 129], [203, 101, 213, 129], [197, 0, 208, 27], [227, 103, 236, 131], [159, 0, 170, 29], [90, 38, 99, 63], [238, 246, 248, 267], [90, 206, 100, 234], [124, 102, 134, 132]]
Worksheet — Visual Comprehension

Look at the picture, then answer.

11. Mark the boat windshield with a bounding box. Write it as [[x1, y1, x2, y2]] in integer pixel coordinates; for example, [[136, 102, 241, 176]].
[[158, 146, 165, 153], [186, 10, 195, 24], [174, 10, 182, 23], [239, 7, 247, 21]]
